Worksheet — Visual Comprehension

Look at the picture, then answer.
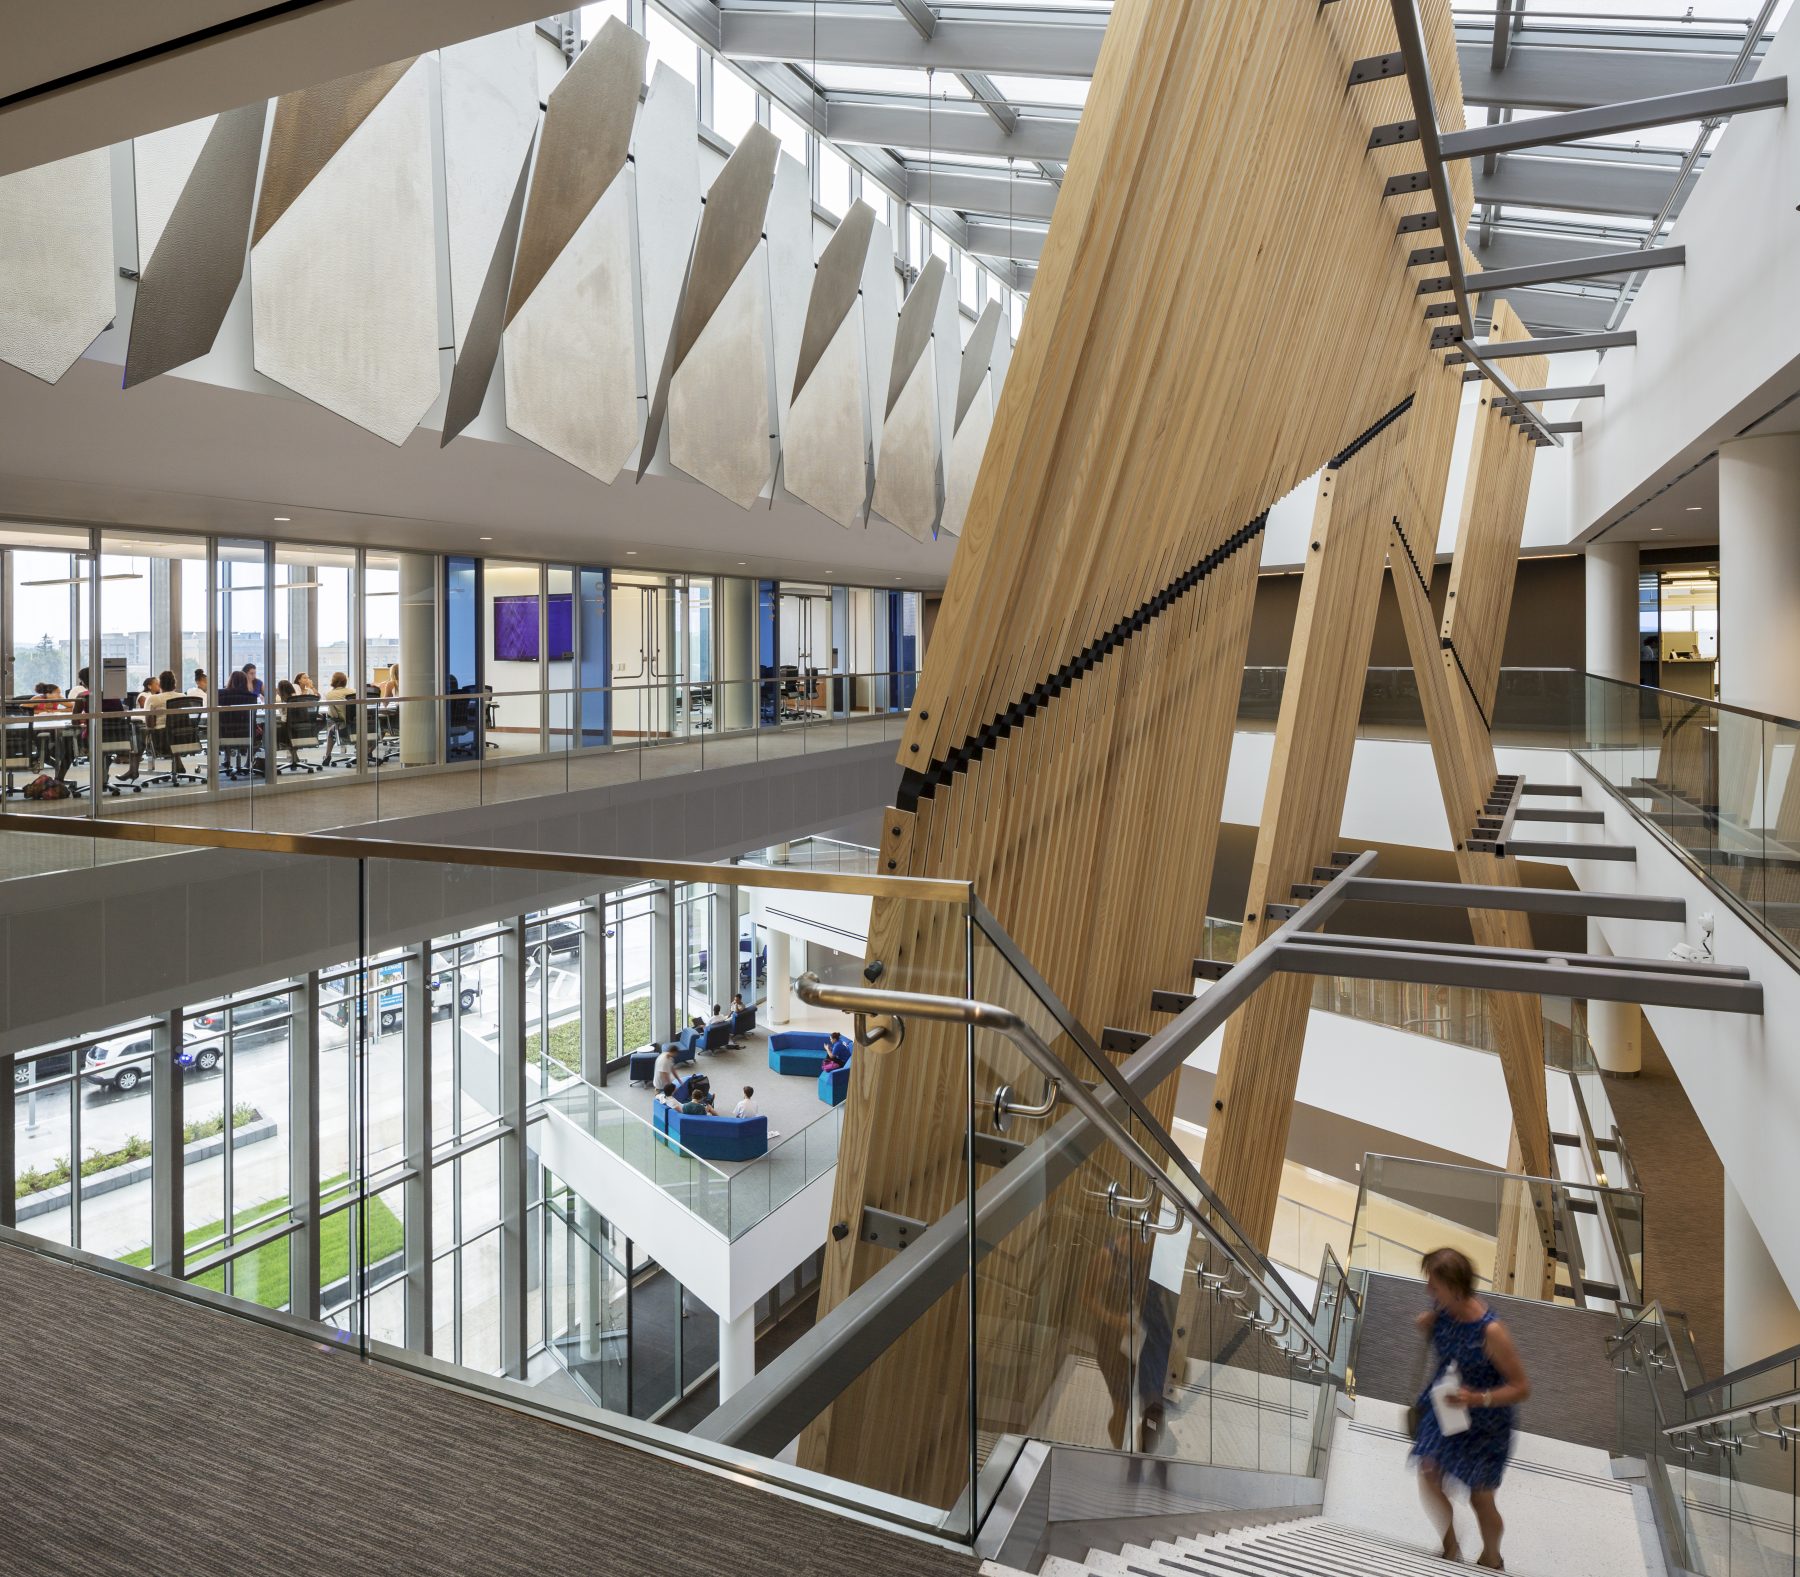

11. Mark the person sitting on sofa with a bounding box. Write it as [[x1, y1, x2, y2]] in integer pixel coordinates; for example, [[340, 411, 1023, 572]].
[[680, 1085, 716, 1116], [821, 1031, 850, 1073], [734, 1084, 781, 1138], [724, 995, 750, 1049]]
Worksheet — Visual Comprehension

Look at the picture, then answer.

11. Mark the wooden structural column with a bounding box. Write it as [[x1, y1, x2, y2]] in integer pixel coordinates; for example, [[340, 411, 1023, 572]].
[[801, 0, 1474, 1507]]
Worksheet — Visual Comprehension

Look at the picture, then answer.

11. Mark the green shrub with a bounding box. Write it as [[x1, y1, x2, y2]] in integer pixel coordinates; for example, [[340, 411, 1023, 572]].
[[14, 1102, 263, 1200]]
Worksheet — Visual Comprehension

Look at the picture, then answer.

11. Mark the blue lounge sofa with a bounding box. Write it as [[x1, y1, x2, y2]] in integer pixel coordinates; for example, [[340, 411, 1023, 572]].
[[817, 1061, 852, 1107], [768, 1030, 833, 1078], [654, 1101, 768, 1162]]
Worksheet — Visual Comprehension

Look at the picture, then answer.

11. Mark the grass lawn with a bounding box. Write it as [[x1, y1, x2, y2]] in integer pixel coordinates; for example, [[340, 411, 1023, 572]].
[[525, 998, 655, 1078], [121, 1173, 405, 1312]]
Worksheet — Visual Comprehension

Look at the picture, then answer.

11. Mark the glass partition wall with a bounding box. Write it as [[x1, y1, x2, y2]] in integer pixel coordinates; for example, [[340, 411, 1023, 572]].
[[1, 520, 925, 812]]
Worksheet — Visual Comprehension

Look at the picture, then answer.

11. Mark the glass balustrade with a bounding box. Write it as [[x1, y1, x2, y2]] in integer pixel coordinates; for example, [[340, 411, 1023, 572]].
[[0, 670, 920, 879]]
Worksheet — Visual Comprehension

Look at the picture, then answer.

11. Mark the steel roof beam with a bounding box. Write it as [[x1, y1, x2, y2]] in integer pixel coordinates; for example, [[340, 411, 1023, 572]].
[[965, 219, 1048, 261], [1458, 41, 1735, 110], [717, 7, 1104, 78], [826, 99, 1077, 161], [1443, 78, 1787, 160], [907, 167, 1059, 221], [1476, 155, 1699, 218], [1468, 243, 1684, 293], [893, 0, 937, 41]]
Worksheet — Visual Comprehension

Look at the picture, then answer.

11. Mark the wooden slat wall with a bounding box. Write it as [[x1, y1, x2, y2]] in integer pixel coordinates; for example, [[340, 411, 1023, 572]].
[[799, 0, 1475, 1505]]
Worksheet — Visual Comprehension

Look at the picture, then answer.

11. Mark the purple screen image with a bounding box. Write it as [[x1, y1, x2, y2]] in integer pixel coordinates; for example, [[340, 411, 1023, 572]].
[[493, 594, 574, 662]]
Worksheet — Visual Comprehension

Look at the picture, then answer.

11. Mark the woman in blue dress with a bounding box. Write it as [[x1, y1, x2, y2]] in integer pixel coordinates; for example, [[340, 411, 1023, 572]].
[[1411, 1247, 1532, 1569]]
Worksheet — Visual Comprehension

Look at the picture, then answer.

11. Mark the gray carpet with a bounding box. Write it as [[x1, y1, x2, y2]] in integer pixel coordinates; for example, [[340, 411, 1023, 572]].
[[1352, 1272, 1622, 1451], [0, 1240, 976, 1577]]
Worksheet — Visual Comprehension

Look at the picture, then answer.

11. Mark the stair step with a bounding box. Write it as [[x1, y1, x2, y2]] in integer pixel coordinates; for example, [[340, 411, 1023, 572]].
[[1191, 957, 1232, 981], [1151, 989, 1197, 1013], [1102, 1025, 1149, 1054]]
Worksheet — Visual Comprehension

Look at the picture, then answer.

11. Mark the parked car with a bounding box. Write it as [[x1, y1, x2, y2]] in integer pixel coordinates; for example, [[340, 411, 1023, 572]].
[[13, 1048, 73, 1087], [82, 1034, 222, 1093], [187, 992, 291, 1047], [322, 964, 481, 1034]]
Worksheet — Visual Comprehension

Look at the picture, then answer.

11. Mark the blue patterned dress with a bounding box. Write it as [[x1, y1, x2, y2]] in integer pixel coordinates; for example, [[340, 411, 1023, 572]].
[[1411, 1307, 1514, 1491]]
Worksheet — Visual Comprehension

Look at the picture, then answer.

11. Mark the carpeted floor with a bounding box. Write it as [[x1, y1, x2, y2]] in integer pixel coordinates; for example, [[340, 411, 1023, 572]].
[[0, 1240, 975, 1577], [1603, 1021, 1724, 1376]]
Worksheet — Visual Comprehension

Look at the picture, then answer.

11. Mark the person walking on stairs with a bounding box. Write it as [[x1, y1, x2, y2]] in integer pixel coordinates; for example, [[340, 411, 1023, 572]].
[[1411, 1247, 1531, 1569]]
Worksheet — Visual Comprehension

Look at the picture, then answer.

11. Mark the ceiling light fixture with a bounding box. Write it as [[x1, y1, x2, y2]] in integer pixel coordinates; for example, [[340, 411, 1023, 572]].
[[273, 516, 290, 522], [480, 536, 493, 542], [1686, 506, 1703, 512], [21, 572, 145, 586], [626, 550, 637, 556], [1651, 527, 1664, 532]]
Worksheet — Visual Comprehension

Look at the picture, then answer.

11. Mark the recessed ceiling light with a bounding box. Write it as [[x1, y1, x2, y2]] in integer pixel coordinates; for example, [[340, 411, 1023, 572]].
[[1686, 506, 1702, 512], [737, 561, 746, 567], [626, 550, 637, 555], [1651, 526, 1663, 532], [479, 536, 493, 542], [273, 516, 290, 522]]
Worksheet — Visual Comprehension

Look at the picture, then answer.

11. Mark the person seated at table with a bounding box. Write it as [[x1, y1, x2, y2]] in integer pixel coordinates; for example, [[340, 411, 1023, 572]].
[[242, 662, 265, 701], [69, 692, 141, 786], [272, 678, 309, 770], [217, 668, 259, 776], [31, 683, 66, 712], [71, 667, 90, 700], [651, 1042, 679, 1095], [380, 666, 400, 700], [135, 675, 159, 709], [189, 669, 209, 699], [321, 671, 356, 765], [293, 672, 320, 697], [821, 1031, 850, 1073]]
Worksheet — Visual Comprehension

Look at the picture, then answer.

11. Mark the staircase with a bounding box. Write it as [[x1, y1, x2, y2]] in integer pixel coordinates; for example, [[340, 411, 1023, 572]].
[[1023, 1516, 1478, 1575]]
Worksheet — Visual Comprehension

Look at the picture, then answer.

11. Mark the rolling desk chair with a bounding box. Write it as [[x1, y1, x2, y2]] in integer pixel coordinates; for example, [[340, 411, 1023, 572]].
[[95, 703, 144, 794], [276, 699, 324, 774], [142, 697, 207, 788], [1, 711, 35, 797]]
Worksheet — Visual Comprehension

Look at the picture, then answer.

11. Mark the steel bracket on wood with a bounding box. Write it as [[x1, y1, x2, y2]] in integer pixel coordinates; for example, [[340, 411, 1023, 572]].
[[971, 1133, 1025, 1170], [1369, 119, 1420, 149], [1349, 51, 1405, 86], [860, 1206, 929, 1253], [1101, 1026, 1149, 1055]]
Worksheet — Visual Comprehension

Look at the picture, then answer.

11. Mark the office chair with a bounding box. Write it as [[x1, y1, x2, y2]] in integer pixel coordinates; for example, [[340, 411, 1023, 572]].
[[446, 692, 479, 760], [1, 712, 35, 798], [95, 706, 144, 795], [277, 700, 324, 774], [142, 697, 208, 788]]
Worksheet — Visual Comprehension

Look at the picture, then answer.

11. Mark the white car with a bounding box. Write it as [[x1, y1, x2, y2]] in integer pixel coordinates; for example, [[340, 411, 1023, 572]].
[[83, 1034, 221, 1093]]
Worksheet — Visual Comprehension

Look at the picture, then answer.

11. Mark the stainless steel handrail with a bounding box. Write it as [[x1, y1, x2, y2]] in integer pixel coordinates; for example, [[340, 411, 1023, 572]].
[[793, 971, 1335, 1365]]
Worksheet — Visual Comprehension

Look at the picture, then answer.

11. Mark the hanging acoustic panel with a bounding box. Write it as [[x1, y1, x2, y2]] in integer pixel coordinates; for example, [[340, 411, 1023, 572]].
[[645, 125, 780, 503], [251, 58, 440, 445], [633, 63, 702, 412], [765, 149, 812, 452], [439, 26, 538, 443], [501, 18, 646, 479], [940, 298, 1004, 537], [859, 218, 898, 506], [0, 146, 114, 384], [784, 201, 877, 528], [870, 255, 950, 542], [125, 103, 265, 388]]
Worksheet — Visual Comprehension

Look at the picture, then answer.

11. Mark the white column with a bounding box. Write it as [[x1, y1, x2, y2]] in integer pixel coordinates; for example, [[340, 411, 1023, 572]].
[[1718, 435, 1800, 718], [1725, 1177, 1800, 1370], [398, 552, 438, 766], [1583, 542, 1640, 683], [718, 1305, 757, 1403], [717, 577, 756, 732], [766, 927, 792, 1025], [1585, 921, 1642, 1075]]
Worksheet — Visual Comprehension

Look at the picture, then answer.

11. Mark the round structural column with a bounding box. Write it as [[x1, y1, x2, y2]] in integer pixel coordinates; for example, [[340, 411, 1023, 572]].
[[718, 1305, 757, 1403], [1718, 435, 1800, 718], [1584, 541, 1640, 683], [398, 552, 438, 766], [1585, 922, 1642, 1076], [765, 926, 791, 1026]]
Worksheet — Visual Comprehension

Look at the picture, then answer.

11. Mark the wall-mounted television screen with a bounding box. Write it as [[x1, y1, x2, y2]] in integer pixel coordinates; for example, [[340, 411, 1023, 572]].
[[494, 593, 574, 662]]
